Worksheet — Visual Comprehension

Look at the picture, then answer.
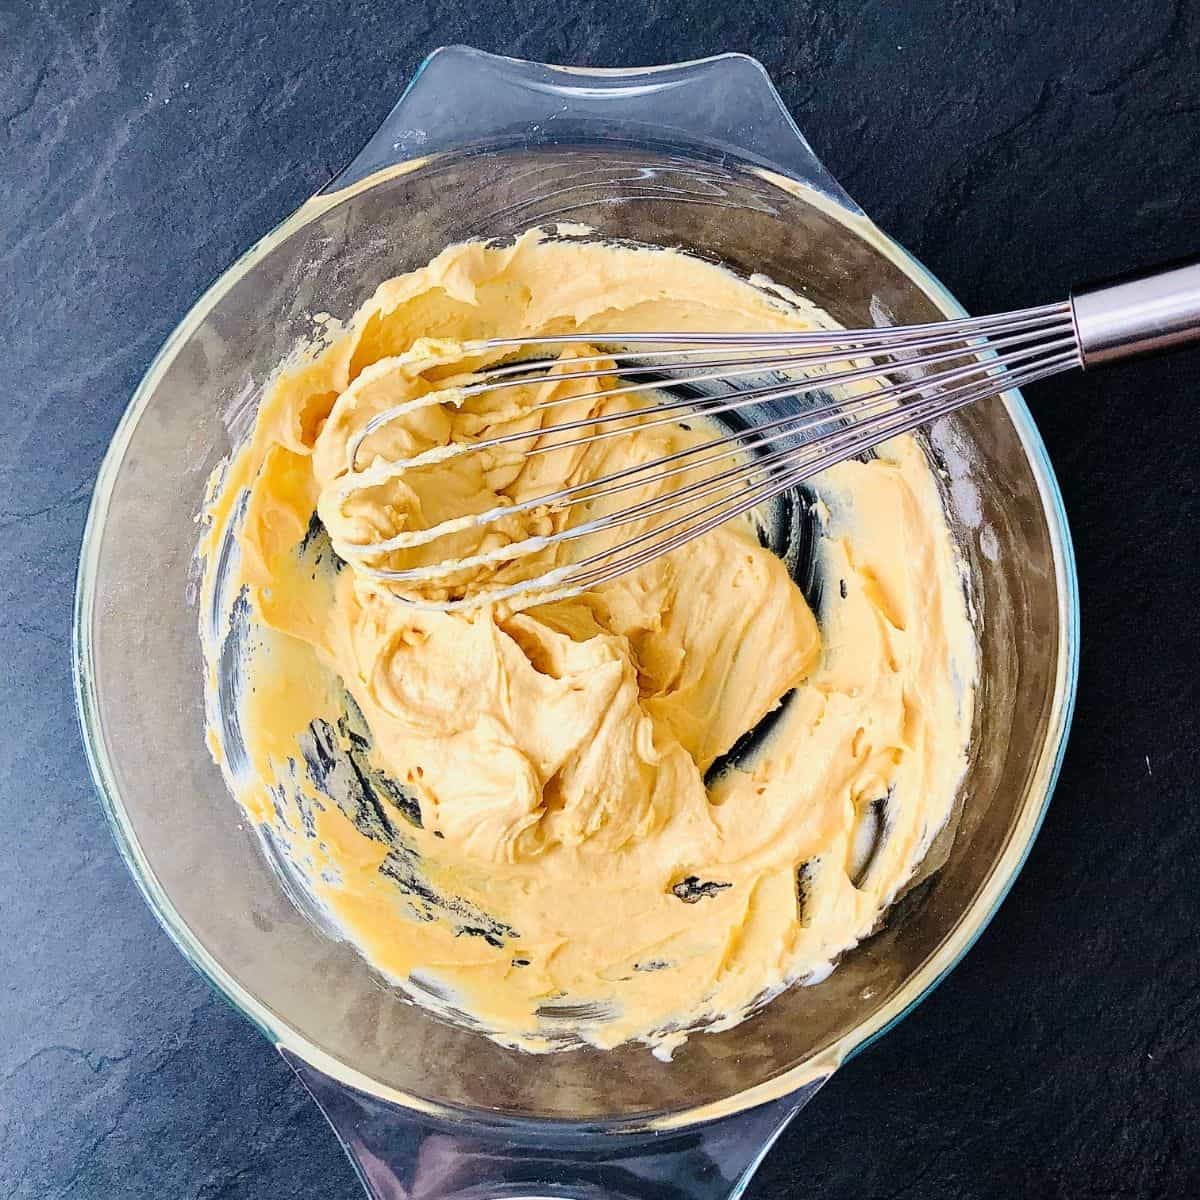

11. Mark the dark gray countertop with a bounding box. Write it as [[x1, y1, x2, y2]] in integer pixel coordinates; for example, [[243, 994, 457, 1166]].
[[3, 1, 1199, 1196]]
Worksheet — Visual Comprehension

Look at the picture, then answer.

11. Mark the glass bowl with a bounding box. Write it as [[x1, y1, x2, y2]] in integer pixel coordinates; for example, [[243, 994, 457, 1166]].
[[73, 47, 1078, 1200]]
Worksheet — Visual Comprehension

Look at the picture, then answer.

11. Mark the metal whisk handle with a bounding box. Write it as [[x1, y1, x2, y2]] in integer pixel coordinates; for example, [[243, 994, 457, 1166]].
[[1072, 260, 1200, 367]]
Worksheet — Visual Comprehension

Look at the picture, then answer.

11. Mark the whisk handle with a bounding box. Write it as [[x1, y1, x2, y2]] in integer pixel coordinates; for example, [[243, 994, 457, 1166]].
[[1071, 259, 1200, 367]]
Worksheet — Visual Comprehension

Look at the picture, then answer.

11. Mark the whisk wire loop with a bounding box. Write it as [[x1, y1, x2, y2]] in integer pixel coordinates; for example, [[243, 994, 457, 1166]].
[[329, 300, 1092, 608]]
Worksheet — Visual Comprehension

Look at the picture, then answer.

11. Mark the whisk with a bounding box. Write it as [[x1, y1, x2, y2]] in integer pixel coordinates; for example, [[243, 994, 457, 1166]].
[[333, 261, 1200, 609]]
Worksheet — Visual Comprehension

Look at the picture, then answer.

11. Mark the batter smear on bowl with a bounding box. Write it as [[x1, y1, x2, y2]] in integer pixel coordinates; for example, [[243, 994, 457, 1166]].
[[200, 227, 976, 1052]]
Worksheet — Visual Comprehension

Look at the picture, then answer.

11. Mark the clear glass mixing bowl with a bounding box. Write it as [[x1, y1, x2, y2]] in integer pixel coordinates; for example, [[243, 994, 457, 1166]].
[[73, 47, 1078, 1200]]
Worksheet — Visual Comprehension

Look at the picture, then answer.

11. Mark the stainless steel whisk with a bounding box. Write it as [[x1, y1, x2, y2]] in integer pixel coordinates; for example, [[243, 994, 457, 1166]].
[[334, 261, 1200, 609]]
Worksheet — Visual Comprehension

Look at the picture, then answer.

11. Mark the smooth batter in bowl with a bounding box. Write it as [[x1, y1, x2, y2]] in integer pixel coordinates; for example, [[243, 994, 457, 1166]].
[[75, 52, 1076, 1169], [200, 227, 977, 1053]]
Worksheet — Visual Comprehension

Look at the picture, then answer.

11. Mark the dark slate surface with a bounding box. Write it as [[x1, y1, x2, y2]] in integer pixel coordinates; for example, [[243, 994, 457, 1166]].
[[2, 1, 1199, 1196]]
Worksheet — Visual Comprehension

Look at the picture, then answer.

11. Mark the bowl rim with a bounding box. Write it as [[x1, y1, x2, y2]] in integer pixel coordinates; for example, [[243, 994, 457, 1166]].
[[72, 144, 1080, 1133]]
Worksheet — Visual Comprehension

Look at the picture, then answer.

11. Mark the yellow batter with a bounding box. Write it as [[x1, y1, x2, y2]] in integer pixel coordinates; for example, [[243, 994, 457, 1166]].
[[201, 227, 976, 1052]]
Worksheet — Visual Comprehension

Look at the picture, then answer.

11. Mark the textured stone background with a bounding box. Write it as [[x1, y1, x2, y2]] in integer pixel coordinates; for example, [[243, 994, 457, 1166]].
[[2, 1, 1199, 1196]]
